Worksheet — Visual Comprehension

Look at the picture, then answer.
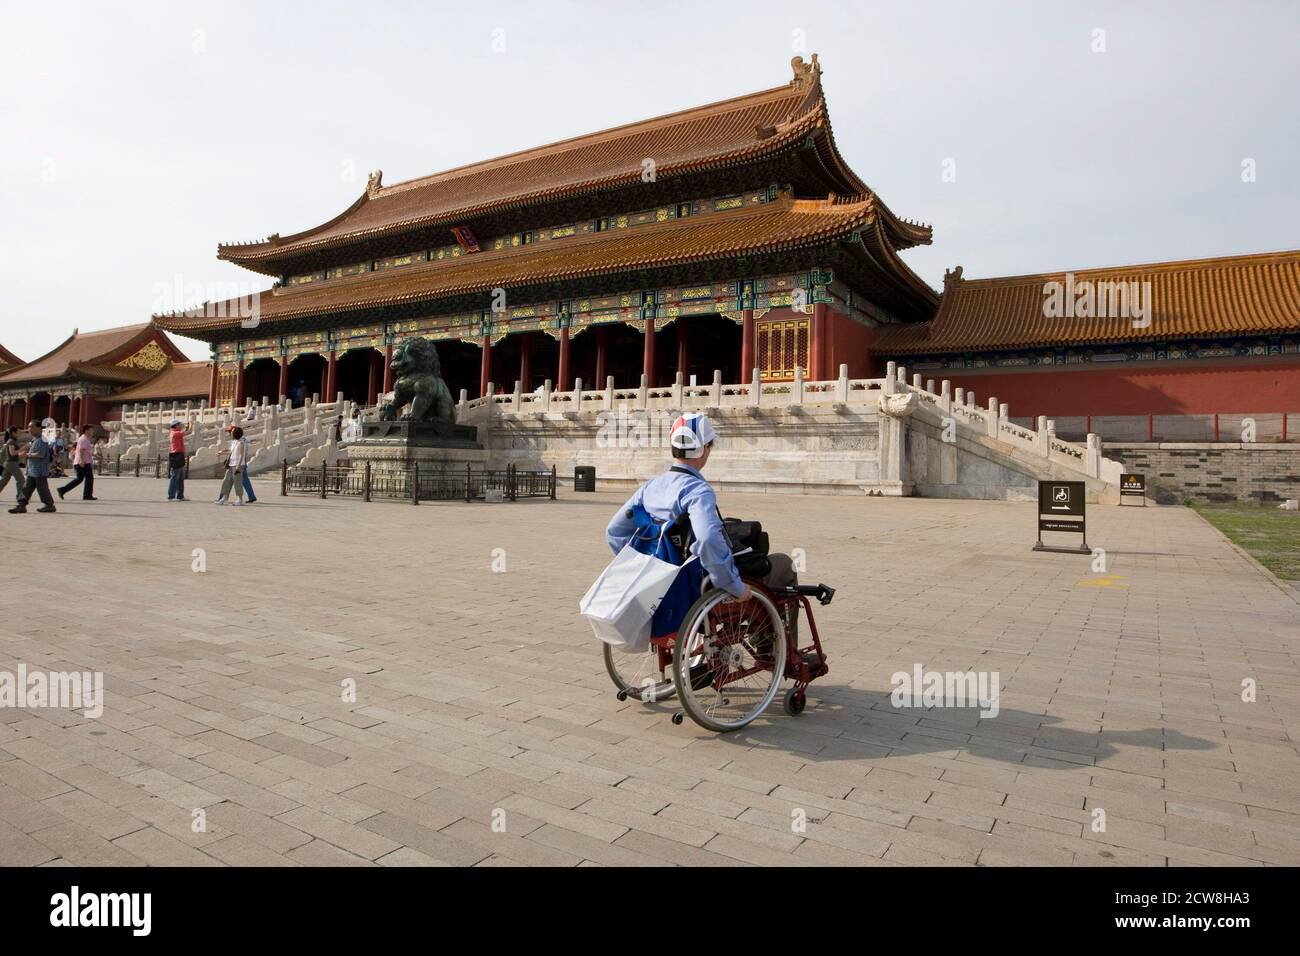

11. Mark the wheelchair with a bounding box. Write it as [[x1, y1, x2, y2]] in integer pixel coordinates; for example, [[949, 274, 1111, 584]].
[[603, 518, 834, 732]]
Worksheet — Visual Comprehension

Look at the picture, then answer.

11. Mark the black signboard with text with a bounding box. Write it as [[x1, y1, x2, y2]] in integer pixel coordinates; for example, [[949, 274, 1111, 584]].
[[1033, 480, 1089, 553], [1119, 473, 1146, 506]]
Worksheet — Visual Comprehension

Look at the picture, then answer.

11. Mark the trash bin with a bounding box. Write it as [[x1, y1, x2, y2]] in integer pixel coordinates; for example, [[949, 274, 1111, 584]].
[[574, 466, 596, 492]]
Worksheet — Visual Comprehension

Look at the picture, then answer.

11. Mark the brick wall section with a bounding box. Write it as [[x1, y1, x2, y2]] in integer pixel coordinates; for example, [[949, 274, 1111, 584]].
[[1108, 443, 1300, 503]]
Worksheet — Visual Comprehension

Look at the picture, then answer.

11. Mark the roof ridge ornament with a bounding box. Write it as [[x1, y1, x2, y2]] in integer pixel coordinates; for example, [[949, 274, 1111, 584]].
[[944, 265, 964, 289], [367, 169, 383, 198], [790, 53, 820, 87]]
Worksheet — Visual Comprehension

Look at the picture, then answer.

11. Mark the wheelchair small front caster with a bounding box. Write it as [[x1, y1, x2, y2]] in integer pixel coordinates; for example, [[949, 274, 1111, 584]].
[[671, 712, 684, 725], [783, 688, 806, 716], [616, 690, 628, 702]]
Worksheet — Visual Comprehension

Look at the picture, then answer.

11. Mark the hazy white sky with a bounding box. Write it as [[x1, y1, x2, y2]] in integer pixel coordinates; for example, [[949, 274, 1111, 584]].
[[1, 0, 1296, 362]]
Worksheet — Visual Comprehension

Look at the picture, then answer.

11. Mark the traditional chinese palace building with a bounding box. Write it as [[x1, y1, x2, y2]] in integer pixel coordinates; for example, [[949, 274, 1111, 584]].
[[0, 344, 22, 376], [873, 250, 1300, 418], [155, 56, 938, 408], [150, 54, 1298, 420], [0, 324, 189, 430]]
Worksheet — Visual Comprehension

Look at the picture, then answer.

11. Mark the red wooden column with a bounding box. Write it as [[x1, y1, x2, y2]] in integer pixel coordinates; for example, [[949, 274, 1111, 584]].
[[740, 308, 755, 379], [234, 360, 247, 407], [557, 327, 571, 392], [208, 363, 218, 406], [676, 320, 690, 382], [382, 343, 395, 393], [642, 316, 656, 386], [519, 334, 533, 390], [595, 327, 608, 386], [367, 353, 379, 405], [0, 402, 8, 428], [810, 302, 828, 380], [479, 336, 492, 396], [277, 358, 289, 403], [70, 397, 81, 428], [325, 350, 338, 400]]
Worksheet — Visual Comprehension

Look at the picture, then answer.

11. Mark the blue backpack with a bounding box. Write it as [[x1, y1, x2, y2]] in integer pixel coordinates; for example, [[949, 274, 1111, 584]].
[[625, 501, 705, 638]]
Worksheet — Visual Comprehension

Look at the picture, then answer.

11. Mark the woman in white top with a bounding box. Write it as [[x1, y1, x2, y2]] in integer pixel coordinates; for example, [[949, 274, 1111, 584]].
[[216, 426, 246, 505]]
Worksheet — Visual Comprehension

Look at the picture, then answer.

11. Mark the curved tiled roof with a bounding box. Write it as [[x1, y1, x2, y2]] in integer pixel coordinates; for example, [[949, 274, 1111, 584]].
[[216, 56, 929, 270], [874, 250, 1300, 355], [0, 324, 166, 385], [162, 193, 919, 335], [0, 344, 21, 368], [104, 361, 212, 404]]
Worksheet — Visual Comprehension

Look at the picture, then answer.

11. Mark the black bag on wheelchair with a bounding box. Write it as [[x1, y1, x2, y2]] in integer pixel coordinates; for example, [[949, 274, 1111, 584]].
[[723, 517, 771, 579]]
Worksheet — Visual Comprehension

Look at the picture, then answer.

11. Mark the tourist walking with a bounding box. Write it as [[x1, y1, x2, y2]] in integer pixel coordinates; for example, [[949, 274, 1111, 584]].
[[239, 427, 257, 503], [167, 418, 188, 501], [0, 426, 24, 501], [216, 426, 246, 505], [57, 424, 97, 501], [9, 420, 56, 514]]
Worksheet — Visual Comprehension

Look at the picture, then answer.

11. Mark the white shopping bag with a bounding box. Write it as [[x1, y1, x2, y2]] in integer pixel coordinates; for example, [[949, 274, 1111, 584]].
[[579, 543, 688, 653]]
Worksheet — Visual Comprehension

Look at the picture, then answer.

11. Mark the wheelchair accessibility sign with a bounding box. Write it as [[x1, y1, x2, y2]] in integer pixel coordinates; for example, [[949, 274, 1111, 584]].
[[1034, 480, 1089, 553]]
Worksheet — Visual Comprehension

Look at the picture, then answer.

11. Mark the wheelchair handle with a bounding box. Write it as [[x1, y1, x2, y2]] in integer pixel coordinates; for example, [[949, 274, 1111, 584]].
[[788, 583, 835, 606]]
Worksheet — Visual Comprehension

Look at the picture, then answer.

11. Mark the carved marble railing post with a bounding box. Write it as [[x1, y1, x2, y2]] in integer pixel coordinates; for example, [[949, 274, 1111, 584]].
[[896, 365, 907, 386], [673, 371, 684, 408], [573, 378, 584, 409], [954, 387, 965, 408], [836, 365, 849, 402], [925, 379, 935, 393], [1000, 404, 1009, 421], [512, 380, 522, 412], [793, 366, 805, 405], [638, 374, 648, 410], [912, 373, 922, 389], [711, 370, 722, 407], [1086, 433, 1101, 477], [750, 368, 762, 407], [542, 379, 552, 412], [604, 376, 615, 411], [940, 380, 952, 416], [987, 398, 999, 437], [1036, 416, 1050, 456]]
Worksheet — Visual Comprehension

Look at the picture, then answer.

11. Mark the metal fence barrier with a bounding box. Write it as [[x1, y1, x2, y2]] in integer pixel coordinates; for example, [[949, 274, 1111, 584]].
[[281, 461, 557, 504], [92, 454, 195, 479]]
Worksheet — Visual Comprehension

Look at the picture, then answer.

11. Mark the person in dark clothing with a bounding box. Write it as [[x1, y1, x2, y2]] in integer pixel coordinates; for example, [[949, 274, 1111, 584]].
[[0, 426, 23, 501]]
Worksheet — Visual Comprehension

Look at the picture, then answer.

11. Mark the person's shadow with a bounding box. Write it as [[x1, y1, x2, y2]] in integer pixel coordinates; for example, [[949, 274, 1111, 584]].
[[671, 686, 1215, 765]]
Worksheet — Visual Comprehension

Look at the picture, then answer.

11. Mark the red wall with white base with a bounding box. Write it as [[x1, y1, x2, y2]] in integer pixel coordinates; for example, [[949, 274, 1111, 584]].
[[891, 357, 1300, 417]]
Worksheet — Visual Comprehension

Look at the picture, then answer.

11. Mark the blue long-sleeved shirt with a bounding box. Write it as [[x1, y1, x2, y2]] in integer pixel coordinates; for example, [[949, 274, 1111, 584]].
[[605, 463, 744, 597]]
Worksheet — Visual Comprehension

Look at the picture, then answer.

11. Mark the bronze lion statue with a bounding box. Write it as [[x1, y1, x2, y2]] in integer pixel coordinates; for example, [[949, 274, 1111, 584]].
[[378, 337, 456, 423]]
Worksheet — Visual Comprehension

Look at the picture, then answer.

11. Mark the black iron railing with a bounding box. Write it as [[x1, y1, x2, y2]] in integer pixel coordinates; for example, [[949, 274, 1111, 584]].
[[91, 454, 193, 479], [281, 461, 557, 503]]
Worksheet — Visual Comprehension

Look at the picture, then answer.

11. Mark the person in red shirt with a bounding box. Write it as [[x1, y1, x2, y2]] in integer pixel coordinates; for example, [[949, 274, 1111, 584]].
[[167, 419, 188, 501], [57, 424, 97, 501]]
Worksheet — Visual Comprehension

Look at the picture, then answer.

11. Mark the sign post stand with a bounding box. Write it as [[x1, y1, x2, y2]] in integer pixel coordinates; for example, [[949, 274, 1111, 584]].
[[1119, 473, 1147, 506], [1033, 480, 1089, 554]]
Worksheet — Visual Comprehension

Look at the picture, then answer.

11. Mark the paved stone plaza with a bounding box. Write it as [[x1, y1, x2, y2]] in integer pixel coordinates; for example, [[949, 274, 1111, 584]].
[[1, 476, 1298, 867]]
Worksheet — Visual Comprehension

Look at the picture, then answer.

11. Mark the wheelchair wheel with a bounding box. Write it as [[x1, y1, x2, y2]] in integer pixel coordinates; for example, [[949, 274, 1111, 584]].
[[672, 588, 786, 732], [603, 643, 675, 703]]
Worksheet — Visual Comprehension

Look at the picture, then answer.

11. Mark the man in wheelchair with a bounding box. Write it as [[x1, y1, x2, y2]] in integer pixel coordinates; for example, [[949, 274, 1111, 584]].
[[604, 413, 797, 638]]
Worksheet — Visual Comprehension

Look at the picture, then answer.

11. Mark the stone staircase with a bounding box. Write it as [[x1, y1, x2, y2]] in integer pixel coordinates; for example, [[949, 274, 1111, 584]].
[[452, 363, 1124, 500], [105, 393, 371, 477]]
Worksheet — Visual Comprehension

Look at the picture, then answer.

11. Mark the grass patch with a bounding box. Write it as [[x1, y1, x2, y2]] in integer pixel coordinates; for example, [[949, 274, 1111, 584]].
[[1191, 502, 1300, 582]]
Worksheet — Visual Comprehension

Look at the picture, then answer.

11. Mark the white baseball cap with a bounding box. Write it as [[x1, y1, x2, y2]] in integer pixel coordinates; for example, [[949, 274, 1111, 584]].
[[669, 413, 717, 460]]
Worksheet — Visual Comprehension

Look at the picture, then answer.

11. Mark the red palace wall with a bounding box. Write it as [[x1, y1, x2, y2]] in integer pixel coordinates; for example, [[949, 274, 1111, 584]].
[[890, 356, 1300, 417], [826, 309, 877, 380]]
